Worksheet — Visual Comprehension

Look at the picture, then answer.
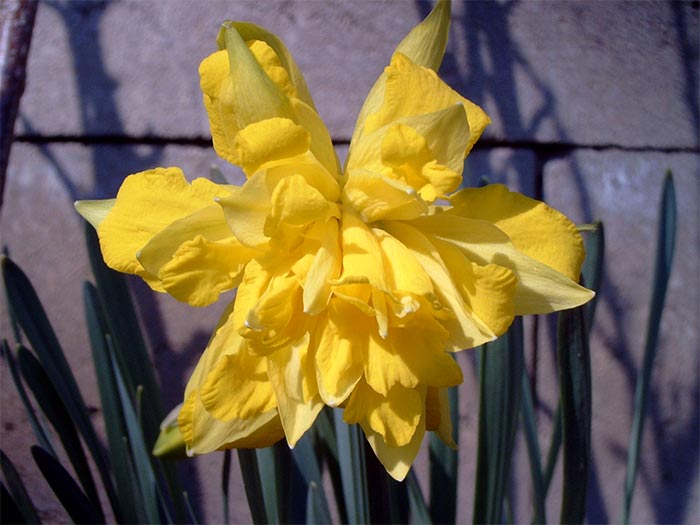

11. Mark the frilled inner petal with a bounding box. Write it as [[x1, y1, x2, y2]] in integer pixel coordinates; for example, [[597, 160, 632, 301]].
[[360, 387, 427, 482], [96, 168, 227, 291], [266, 334, 323, 447], [178, 305, 284, 454], [200, 26, 339, 177], [361, 53, 490, 155], [344, 380, 422, 448], [346, 104, 470, 206], [383, 220, 500, 350], [313, 299, 365, 407], [199, 341, 277, 421]]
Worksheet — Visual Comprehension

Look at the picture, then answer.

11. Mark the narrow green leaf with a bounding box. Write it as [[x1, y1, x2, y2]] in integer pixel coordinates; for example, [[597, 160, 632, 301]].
[[110, 349, 162, 525], [581, 221, 605, 332], [473, 318, 524, 525], [85, 224, 186, 522], [542, 403, 562, 495], [363, 438, 408, 524], [17, 347, 104, 521], [222, 450, 232, 525], [209, 164, 228, 184], [0, 341, 56, 456], [407, 470, 432, 524], [84, 225, 163, 444], [557, 306, 592, 524], [256, 441, 297, 524], [621, 172, 677, 524], [183, 491, 199, 525], [335, 411, 370, 524], [1, 450, 41, 524], [1, 482, 27, 525], [237, 448, 268, 525], [31, 445, 105, 524], [83, 282, 140, 524], [540, 222, 604, 507], [2, 257, 120, 517], [305, 482, 330, 525], [315, 407, 347, 523], [292, 433, 332, 523], [520, 372, 546, 524], [429, 384, 458, 524]]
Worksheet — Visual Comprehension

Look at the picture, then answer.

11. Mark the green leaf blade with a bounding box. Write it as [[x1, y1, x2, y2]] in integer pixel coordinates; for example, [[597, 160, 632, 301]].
[[473, 318, 524, 525], [2, 257, 120, 517], [1, 450, 41, 524], [557, 306, 592, 525], [621, 172, 677, 524], [16, 347, 104, 521], [31, 446, 105, 525], [429, 384, 459, 524]]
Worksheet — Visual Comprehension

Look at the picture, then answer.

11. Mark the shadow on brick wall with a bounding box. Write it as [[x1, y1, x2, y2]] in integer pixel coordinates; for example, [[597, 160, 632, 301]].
[[416, 0, 700, 523], [21, 0, 207, 517]]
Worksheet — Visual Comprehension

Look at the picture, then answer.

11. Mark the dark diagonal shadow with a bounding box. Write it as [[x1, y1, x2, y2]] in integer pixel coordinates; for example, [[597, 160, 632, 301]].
[[413, 0, 700, 523], [21, 0, 204, 518]]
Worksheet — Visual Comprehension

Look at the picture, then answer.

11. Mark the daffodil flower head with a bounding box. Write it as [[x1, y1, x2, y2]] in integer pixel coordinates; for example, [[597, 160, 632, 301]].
[[76, 0, 593, 481]]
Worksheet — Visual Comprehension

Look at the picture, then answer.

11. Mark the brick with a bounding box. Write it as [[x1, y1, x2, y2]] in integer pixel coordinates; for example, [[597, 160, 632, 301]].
[[0, 142, 251, 523], [543, 150, 699, 524], [17, 1, 698, 149]]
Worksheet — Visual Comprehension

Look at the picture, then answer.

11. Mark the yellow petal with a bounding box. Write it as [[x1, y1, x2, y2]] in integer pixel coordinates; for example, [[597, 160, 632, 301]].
[[245, 274, 308, 353], [342, 169, 428, 223], [360, 388, 427, 482], [177, 304, 284, 453], [265, 174, 338, 237], [313, 301, 364, 406], [363, 53, 489, 156], [221, 23, 295, 133], [97, 169, 224, 287], [374, 229, 434, 300], [344, 381, 422, 448], [157, 235, 254, 307], [234, 118, 310, 177], [412, 213, 594, 314], [75, 198, 116, 229], [263, 153, 341, 203], [384, 221, 497, 350], [137, 204, 235, 277], [203, 24, 339, 177], [199, 341, 277, 421], [266, 335, 323, 447], [394, 0, 451, 71], [364, 308, 463, 395], [179, 391, 283, 454], [199, 50, 238, 165], [200, 25, 295, 165], [338, 208, 388, 290], [451, 184, 586, 282], [303, 218, 342, 315], [435, 238, 517, 337], [292, 98, 342, 178], [246, 39, 298, 99], [233, 259, 272, 334], [221, 22, 317, 109], [350, 0, 451, 146], [218, 171, 273, 249]]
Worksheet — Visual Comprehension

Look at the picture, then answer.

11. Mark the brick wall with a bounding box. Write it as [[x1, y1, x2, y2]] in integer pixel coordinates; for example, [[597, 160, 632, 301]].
[[2, 1, 698, 522]]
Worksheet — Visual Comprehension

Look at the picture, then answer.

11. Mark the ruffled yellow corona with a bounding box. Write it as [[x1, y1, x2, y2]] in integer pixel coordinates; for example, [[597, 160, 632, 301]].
[[76, 0, 593, 480]]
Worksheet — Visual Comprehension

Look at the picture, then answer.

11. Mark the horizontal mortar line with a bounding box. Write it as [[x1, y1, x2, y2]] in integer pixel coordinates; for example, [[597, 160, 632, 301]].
[[12, 133, 699, 154]]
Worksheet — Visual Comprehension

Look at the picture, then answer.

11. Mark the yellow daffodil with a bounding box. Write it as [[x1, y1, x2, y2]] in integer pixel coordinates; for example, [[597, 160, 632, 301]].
[[76, 0, 593, 481]]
